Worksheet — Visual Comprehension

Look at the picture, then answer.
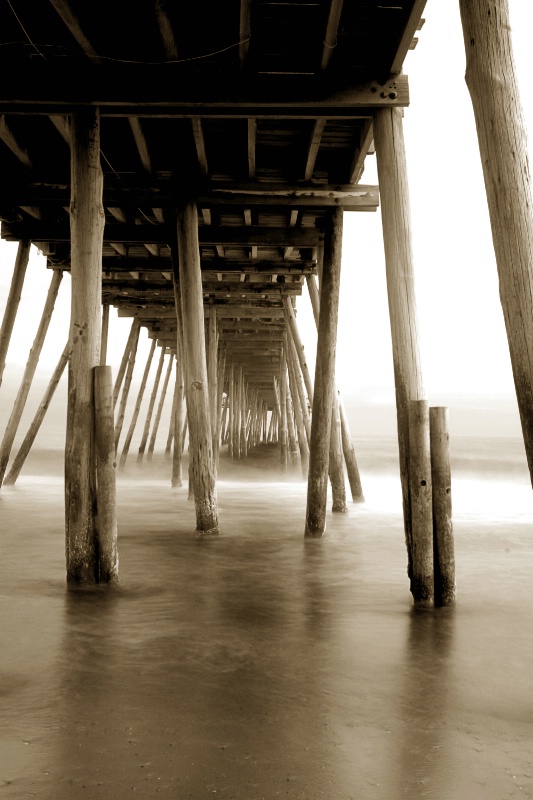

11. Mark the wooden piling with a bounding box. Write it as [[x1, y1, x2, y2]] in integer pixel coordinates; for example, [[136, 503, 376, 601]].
[[172, 356, 185, 488], [286, 336, 310, 476], [279, 360, 289, 469], [374, 107, 425, 580], [114, 322, 141, 450], [94, 365, 118, 583], [430, 407, 455, 606], [215, 350, 226, 465], [228, 364, 234, 457], [305, 208, 343, 537], [113, 318, 140, 410], [65, 108, 104, 585], [408, 400, 434, 605], [100, 303, 109, 366], [176, 201, 218, 534], [338, 392, 365, 503], [283, 295, 314, 404], [0, 268, 63, 487], [459, 0, 533, 488], [0, 240, 30, 388], [207, 307, 219, 463], [147, 351, 173, 460], [137, 344, 165, 462], [329, 394, 347, 513], [4, 340, 71, 485], [165, 372, 177, 457], [119, 338, 156, 468]]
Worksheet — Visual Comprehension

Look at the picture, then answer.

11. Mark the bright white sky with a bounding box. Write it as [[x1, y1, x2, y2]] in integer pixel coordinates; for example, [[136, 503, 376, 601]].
[[0, 1, 532, 409]]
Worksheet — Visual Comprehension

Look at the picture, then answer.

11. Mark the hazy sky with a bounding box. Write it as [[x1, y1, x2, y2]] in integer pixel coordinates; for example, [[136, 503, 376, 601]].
[[0, 1, 532, 411]]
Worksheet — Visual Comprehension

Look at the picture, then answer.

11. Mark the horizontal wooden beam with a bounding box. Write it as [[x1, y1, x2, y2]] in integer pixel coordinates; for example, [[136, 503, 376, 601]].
[[0, 178, 379, 210], [100, 257, 316, 273], [2, 221, 321, 247], [0, 71, 409, 115], [118, 306, 286, 319]]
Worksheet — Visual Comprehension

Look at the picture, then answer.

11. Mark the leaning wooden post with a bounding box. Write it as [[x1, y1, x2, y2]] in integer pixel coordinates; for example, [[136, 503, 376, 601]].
[[0, 268, 63, 487], [177, 201, 218, 534], [329, 392, 347, 513], [215, 350, 226, 464], [338, 391, 365, 502], [283, 295, 314, 404], [459, 0, 533, 487], [137, 344, 165, 462], [119, 337, 157, 468], [308, 272, 362, 502], [228, 364, 235, 457], [4, 340, 71, 486], [171, 350, 185, 488], [286, 344, 309, 477], [430, 407, 455, 606], [374, 107, 425, 583], [305, 208, 343, 537], [65, 108, 105, 585], [114, 322, 141, 450], [287, 333, 311, 441], [408, 400, 434, 605], [235, 366, 243, 459], [94, 365, 118, 583], [0, 239, 30, 388], [113, 318, 140, 410], [147, 352, 174, 460], [100, 303, 110, 366], [279, 359, 289, 469], [206, 307, 219, 463], [165, 378, 177, 457]]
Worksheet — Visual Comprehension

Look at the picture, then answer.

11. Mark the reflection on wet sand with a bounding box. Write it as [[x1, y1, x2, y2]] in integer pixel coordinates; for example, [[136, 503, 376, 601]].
[[1, 443, 533, 798]]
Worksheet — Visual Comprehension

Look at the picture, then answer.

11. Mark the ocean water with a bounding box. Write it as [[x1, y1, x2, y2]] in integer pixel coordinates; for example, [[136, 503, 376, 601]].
[[0, 436, 532, 799]]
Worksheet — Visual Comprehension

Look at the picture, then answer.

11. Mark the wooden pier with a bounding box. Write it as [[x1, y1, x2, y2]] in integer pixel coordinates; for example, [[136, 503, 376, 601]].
[[0, 1, 529, 605]]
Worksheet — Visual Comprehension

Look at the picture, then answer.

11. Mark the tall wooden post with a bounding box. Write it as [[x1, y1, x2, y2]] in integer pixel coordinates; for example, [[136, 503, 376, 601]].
[[119, 337, 157, 467], [329, 394, 347, 513], [114, 322, 141, 450], [286, 337, 309, 477], [283, 295, 313, 404], [279, 360, 289, 469], [408, 400, 433, 605], [165, 375, 177, 457], [215, 350, 226, 466], [65, 108, 105, 585], [177, 201, 218, 534], [207, 307, 219, 464], [4, 340, 71, 486], [374, 107, 425, 583], [228, 364, 235, 458], [172, 354, 185, 488], [100, 303, 110, 366], [430, 407, 455, 606], [113, 318, 140, 410], [0, 239, 30, 388], [0, 268, 63, 487], [94, 365, 118, 583], [460, 0, 533, 487], [307, 273, 363, 503], [305, 208, 343, 537], [137, 344, 166, 462], [235, 366, 243, 459], [338, 392, 365, 502], [147, 352, 174, 459]]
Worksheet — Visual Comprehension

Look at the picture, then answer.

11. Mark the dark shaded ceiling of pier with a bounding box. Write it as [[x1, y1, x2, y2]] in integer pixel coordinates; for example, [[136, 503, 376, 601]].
[[0, 0, 425, 402]]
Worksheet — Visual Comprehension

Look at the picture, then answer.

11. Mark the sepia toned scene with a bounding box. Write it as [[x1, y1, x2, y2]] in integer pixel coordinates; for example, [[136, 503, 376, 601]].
[[1, 2, 533, 798]]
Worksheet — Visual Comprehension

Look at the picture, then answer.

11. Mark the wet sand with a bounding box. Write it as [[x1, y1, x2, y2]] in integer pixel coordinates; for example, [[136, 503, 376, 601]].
[[1, 442, 533, 799]]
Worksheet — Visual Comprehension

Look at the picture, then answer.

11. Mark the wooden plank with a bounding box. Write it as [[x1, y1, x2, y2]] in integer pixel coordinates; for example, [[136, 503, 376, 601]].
[[248, 118, 256, 178], [128, 117, 152, 172], [304, 119, 326, 181], [348, 119, 374, 184], [154, 0, 179, 60], [2, 221, 322, 247], [321, 0, 345, 70], [0, 115, 31, 167], [240, 0, 252, 66], [192, 117, 209, 175], [0, 72, 410, 114], [48, 0, 101, 62], [390, 0, 428, 75]]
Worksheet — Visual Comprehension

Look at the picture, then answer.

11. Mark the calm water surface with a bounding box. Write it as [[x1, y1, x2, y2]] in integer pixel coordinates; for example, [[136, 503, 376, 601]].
[[1, 438, 532, 799]]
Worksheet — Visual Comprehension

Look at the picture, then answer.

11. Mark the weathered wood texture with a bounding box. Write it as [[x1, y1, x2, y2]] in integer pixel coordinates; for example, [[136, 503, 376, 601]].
[[374, 107, 425, 579], [171, 277, 186, 487], [120, 338, 156, 467], [0, 268, 63, 487], [114, 321, 140, 449], [177, 202, 218, 533], [0, 240, 30, 388], [338, 392, 365, 502], [430, 406, 455, 606], [94, 365, 119, 583], [408, 400, 433, 605], [329, 394, 347, 513], [113, 318, 140, 410], [137, 344, 165, 461], [305, 208, 343, 536], [460, 0, 533, 487], [283, 295, 314, 403], [4, 340, 70, 485], [148, 352, 173, 459], [65, 108, 104, 585], [100, 303, 109, 366]]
